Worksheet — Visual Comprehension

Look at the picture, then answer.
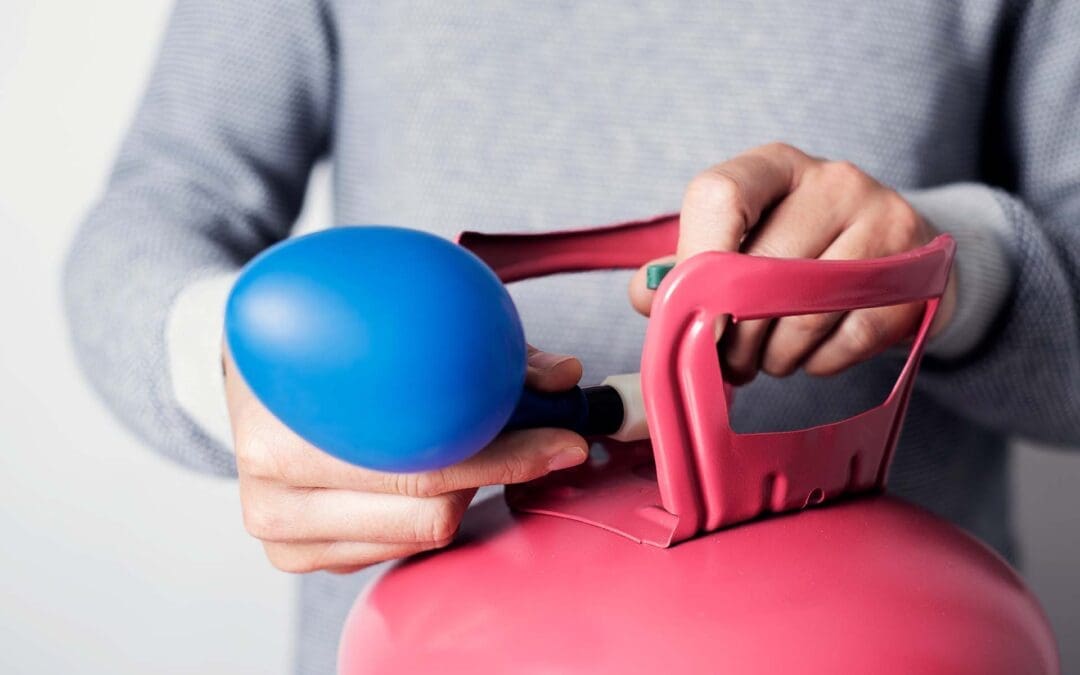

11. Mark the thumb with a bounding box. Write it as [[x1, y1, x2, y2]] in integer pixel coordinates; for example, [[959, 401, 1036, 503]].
[[526, 345, 582, 392], [431, 427, 589, 490], [627, 255, 676, 317]]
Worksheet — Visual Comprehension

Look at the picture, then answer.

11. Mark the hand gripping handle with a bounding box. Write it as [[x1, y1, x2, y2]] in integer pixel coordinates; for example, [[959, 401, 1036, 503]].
[[642, 235, 956, 541]]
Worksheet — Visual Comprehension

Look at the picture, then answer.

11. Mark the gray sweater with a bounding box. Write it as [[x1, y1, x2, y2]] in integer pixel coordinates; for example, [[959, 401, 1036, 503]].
[[64, 1, 1080, 673]]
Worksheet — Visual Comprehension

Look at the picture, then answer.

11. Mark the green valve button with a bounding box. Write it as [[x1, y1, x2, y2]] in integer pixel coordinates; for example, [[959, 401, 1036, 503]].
[[646, 262, 676, 290]]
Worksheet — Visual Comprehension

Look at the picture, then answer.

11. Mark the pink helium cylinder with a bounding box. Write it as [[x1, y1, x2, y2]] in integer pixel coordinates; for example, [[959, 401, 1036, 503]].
[[339, 493, 1058, 674]]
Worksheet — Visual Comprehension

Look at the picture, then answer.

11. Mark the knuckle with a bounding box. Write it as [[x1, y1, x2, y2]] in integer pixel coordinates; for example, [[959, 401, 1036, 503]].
[[747, 238, 788, 259], [762, 354, 798, 378], [268, 451, 305, 487], [720, 353, 757, 385], [263, 543, 311, 574], [426, 536, 456, 552], [391, 472, 414, 496], [234, 432, 275, 479], [500, 448, 537, 485], [240, 437, 307, 487], [304, 541, 343, 572], [416, 470, 451, 497], [842, 312, 887, 357], [883, 195, 925, 244], [240, 489, 292, 541], [421, 497, 462, 544], [397, 470, 448, 498], [687, 170, 748, 216], [242, 503, 282, 540], [789, 312, 833, 336], [762, 141, 802, 158], [820, 160, 871, 190]]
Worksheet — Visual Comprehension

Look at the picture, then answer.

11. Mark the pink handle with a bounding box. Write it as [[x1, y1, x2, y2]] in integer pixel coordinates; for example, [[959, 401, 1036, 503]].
[[642, 236, 955, 541], [457, 212, 678, 282], [658, 237, 954, 319]]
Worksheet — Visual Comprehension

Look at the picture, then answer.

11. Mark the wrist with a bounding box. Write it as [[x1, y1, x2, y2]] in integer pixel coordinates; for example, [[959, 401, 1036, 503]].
[[166, 271, 239, 449], [903, 184, 1014, 360]]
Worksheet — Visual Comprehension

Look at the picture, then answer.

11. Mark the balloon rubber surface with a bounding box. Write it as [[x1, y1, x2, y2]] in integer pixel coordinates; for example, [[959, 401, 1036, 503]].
[[225, 226, 526, 472]]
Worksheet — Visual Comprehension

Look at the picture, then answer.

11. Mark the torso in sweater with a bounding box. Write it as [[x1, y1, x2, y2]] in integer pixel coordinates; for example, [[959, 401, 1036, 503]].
[[295, 3, 1017, 672]]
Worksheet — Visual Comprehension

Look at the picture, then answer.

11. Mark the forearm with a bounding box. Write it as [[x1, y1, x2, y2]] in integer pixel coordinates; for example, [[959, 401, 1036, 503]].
[[64, 192, 241, 475], [63, 0, 334, 474]]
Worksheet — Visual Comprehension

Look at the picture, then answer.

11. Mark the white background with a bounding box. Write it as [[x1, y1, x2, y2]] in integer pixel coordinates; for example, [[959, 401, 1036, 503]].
[[0, 2, 1076, 673]]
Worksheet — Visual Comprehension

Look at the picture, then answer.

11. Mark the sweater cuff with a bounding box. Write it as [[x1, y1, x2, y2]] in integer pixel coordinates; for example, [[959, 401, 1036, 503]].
[[165, 272, 238, 450], [904, 184, 1015, 360]]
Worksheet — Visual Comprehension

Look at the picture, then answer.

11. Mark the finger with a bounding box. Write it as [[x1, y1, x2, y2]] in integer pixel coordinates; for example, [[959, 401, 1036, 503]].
[[802, 303, 923, 376], [747, 187, 867, 377], [795, 199, 928, 377], [223, 346, 268, 447], [627, 255, 676, 317], [526, 345, 583, 392], [756, 223, 876, 377], [388, 427, 588, 497], [261, 538, 450, 575], [240, 478, 476, 544], [739, 163, 869, 260], [758, 311, 843, 378], [237, 401, 587, 495], [718, 318, 772, 385], [677, 142, 813, 260], [720, 173, 860, 381], [227, 355, 381, 491], [232, 342, 580, 494], [231, 402, 399, 490]]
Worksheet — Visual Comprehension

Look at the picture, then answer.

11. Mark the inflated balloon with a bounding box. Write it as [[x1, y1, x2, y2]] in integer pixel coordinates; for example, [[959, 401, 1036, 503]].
[[225, 226, 527, 473]]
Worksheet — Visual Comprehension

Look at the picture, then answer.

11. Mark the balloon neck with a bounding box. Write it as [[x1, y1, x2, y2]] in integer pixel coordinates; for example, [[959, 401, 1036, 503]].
[[504, 373, 648, 441]]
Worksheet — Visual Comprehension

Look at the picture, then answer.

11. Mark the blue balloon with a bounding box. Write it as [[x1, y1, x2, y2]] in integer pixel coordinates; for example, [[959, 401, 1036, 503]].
[[225, 226, 527, 473]]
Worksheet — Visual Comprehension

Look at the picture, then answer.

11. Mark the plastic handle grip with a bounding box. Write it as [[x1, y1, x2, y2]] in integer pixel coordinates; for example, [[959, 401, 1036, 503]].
[[642, 235, 955, 540], [457, 213, 678, 282], [651, 235, 954, 320]]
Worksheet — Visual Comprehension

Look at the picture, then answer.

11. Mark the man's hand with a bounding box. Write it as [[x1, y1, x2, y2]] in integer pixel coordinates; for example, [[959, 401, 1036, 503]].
[[225, 346, 587, 574], [630, 142, 957, 384]]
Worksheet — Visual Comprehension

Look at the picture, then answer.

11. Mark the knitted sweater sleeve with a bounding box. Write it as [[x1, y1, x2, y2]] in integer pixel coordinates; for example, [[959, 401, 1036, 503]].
[[63, 0, 335, 475], [913, 0, 1080, 447]]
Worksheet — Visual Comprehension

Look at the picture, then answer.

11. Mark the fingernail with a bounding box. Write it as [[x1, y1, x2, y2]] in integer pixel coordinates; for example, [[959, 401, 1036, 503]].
[[530, 351, 575, 371], [547, 446, 587, 472]]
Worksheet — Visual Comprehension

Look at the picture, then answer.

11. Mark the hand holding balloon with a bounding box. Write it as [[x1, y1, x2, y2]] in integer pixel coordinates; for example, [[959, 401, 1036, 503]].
[[225, 226, 641, 474], [222, 226, 600, 572], [224, 342, 589, 574]]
